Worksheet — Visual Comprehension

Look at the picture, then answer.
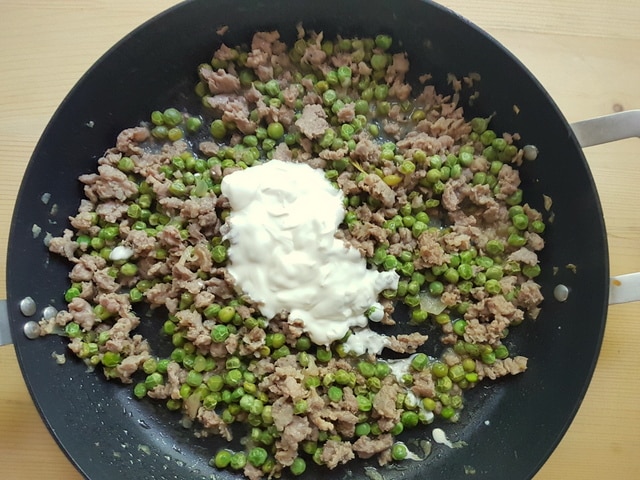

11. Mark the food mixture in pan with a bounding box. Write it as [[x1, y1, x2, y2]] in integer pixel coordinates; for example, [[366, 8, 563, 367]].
[[42, 27, 545, 479]]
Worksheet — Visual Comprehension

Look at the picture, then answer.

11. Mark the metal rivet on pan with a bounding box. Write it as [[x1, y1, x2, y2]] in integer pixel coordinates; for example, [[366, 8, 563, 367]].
[[42, 305, 58, 320], [554, 284, 569, 302], [23, 321, 41, 339], [19, 297, 37, 317], [523, 144, 539, 161]]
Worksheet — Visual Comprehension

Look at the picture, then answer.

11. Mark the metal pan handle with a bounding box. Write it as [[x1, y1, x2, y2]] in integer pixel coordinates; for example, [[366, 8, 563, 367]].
[[571, 110, 640, 147], [0, 301, 10, 345], [571, 109, 640, 304]]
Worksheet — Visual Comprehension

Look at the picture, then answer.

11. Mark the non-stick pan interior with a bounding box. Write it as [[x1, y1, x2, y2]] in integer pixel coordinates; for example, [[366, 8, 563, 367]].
[[7, 1, 607, 479]]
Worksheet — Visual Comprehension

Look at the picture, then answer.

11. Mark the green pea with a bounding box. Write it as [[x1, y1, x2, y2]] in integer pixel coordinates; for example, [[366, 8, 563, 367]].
[[531, 219, 546, 233], [340, 123, 355, 140], [213, 449, 232, 469], [186, 370, 203, 388], [411, 308, 428, 324], [485, 239, 504, 256], [480, 129, 497, 146], [508, 233, 527, 247], [482, 350, 497, 365], [523, 264, 541, 278], [150, 110, 165, 125], [486, 265, 504, 280], [207, 375, 224, 392], [151, 125, 168, 139], [218, 306, 236, 323], [383, 254, 398, 271], [492, 137, 507, 152], [316, 348, 332, 363], [204, 303, 221, 319], [290, 457, 306, 476], [403, 294, 419, 308], [162, 108, 182, 127], [473, 256, 491, 270], [506, 189, 523, 206], [267, 122, 284, 139], [356, 395, 372, 412], [470, 117, 488, 134], [411, 221, 428, 238], [512, 213, 529, 230], [389, 442, 407, 461], [119, 262, 138, 277], [440, 406, 456, 420], [431, 361, 448, 378], [437, 376, 453, 392], [399, 160, 416, 175], [272, 345, 290, 360], [229, 452, 247, 470], [326, 370, 345, 387], [248, 447, 268, 467], [133, 382, 147, 399], [459, 151, 474, 167], [337, 65, 352, 85], [353, 98, 369, 115], [508, 205, 524, 218], [448, 364, 466, 383], [369, 53, 387, 70], [386, 422, 402, 436], [210, 119, 227, 139], [211, 245, 227, 263], [357, 361, 376, 378], [366, 376, 382, 393], [144, 372, 163, 390], [211, 325, 230, 343], [375, 362, 391, 379], [185, 116, 202, 133], [419, 398, 434, 413], [428, 281, 444, 296], [327, 386, 343, 403], [262, 138, 276, 151], [465, 372, 479, 383], [400, 411, 419, 428], [167, 127, 183, 141], [443, 267, 460, 284], [453, 319, 467, 336], [64, 286, 81, 303], [410, 353, 429, 371], [264, 79, 280, 96], [355, 422, 371, 437]]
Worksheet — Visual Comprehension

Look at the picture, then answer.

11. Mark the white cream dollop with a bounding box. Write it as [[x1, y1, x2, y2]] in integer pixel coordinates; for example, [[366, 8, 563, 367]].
[[109, 245, 134, 261], [221, 159, 399, 346], [343, 328, 390, 356]]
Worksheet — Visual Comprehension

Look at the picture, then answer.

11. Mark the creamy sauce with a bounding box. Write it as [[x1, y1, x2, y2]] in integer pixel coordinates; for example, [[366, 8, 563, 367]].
[[344, 328, 389, 356], [221, 159, 399, 346], [386, 356, 414, 382], [404, 390, 419, 408], [432, 427, 466, 449], [110, 245, 135, 261], [366, 302, 385, 322], [432, 427, 454, 448]]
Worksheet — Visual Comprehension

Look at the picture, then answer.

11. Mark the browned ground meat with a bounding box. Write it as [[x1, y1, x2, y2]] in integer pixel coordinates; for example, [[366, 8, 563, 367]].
[[295, 103, 330, 139]]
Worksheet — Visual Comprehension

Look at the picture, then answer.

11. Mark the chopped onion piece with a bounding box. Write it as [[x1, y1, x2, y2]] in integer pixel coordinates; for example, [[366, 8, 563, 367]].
[[419, 291, 447, 315]]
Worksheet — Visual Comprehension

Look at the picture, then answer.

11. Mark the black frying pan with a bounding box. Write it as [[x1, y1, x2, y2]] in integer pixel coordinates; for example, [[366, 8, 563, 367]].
[[7, 0, 608, 479]]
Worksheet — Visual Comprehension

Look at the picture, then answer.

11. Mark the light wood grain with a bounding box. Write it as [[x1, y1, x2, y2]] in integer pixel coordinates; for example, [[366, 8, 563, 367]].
[[0, 1, 638, 479]]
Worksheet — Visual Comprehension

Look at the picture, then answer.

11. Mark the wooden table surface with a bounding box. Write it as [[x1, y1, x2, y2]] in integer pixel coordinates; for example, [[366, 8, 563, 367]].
[[1, 1, 639, 478]]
